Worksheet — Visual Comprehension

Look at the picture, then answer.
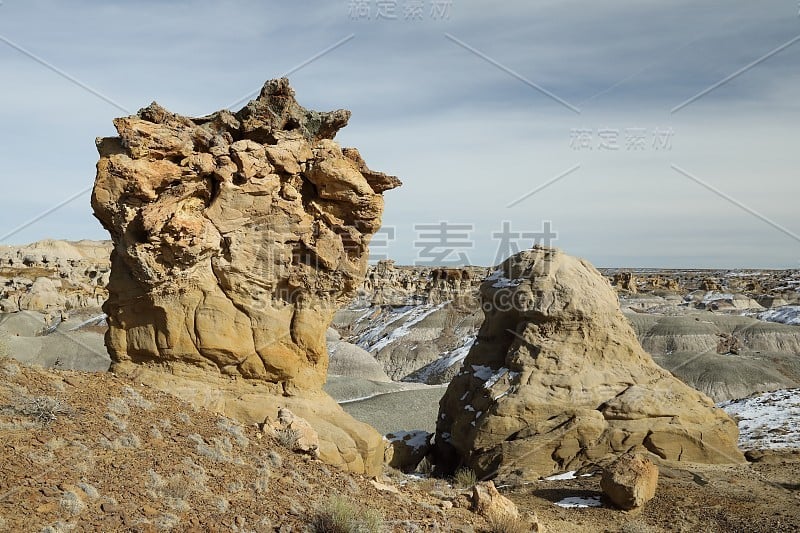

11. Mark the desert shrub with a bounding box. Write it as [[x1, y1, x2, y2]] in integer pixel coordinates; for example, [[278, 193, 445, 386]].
[[188, 434, 242, 464], [267, 450, 283, 468], [106, 397, 130, 416], [211, 496, 229, 513], [274, 427, 301, 450], [154, 513, 180, 530], [217, 417, 249, 448], [104, 412, 128, 431], [59, 490, 86, 516], [227, 481, 245, 494], [18, 396, 71, 425], [485, 513, 530, 533], [620, 522, 657, 533], [121, 386, 153, 410], [40, 521, 74, 533], [77, 482, 100, 500], [146, 469, 194, 513], [253, 466, 271, 495], [453, 467, 477, 489], [311, 494, 384, 533], [99, 432, 141, 450]]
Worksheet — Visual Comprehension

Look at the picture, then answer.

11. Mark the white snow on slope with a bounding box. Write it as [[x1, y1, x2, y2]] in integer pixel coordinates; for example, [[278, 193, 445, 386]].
[[410, 336, 476, 383], [702, 291, 735, 304], [719, 389, 800, 450], [355, 302, 449, 353], [487, 268, 523, 289], [758, 306, 800, 326], [70, 314, 107, 331], [471, 365, 494, 381], [387, 430, 430, 450]]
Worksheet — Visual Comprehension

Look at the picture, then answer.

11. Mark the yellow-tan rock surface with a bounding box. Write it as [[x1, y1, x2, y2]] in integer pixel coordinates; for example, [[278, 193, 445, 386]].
[[435, 247, 745, 482], [92, 78, 400, 475]]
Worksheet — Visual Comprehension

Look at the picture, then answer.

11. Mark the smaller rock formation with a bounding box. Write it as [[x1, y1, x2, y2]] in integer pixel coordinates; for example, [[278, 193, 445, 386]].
[[265, 408, 320, 457], [359, 260, 490, 307], [601, 453, 658, 510], [644, 275, 680, 292], [385, 430, 432, 472], [716, 333, 741, 355], [435, 247, 745, 482], [472, 481, 519, 520], [700, 278, 722, 292], [611, 272, 637, 293]]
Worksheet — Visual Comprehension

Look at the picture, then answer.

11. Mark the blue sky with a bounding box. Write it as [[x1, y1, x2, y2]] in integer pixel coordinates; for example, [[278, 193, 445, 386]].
[[0, 0, 798, 268]]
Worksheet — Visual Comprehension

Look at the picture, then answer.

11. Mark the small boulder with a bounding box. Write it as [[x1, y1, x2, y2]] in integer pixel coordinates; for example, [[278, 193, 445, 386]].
[[600, 453, 658, 510], [385, 430, 431, 472], [471, 481, 518, 520], [265, 408, 320, 457]]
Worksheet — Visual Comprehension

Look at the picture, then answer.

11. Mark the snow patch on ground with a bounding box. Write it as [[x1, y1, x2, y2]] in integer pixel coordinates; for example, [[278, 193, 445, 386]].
[[719, 389, 800, 450], [483, 368, 508, 388], [487, 268, 523, 288], [70, 314, 107, 331], [471, 365, 494, 381], [702, 292, 735, 304], [555, 496, 603, 508], [543, 471, 593, 481], [387, 430, 430, 450]]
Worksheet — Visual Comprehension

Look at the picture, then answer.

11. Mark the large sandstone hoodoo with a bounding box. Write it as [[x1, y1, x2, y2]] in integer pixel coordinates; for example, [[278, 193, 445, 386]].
[[91, 78, 400, 474], [435, 247, 744, 481]]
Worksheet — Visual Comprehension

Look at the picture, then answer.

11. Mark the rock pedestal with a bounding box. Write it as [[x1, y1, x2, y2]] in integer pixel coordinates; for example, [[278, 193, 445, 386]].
[[92, 78, 400, 475], [434, 247, 745, 482]]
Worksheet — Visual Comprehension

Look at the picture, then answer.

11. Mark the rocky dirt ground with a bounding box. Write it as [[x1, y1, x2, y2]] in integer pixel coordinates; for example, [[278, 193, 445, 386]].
[[2, 355, 800, 532], [0, 357, 485, 532], [505, 455, 800, 532]]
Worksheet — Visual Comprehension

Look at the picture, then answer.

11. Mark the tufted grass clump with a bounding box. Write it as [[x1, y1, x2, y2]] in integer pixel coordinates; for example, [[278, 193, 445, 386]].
[[274, 427, 301, 450], [311, 494, 384, 533], [453, 467, 477, 489], [486, 512, 531, 533]]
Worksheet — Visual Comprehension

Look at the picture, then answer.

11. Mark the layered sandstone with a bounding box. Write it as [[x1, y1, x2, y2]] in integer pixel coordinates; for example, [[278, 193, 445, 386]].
[[435, 247, 745, 482], [91, 78, 400, 474]]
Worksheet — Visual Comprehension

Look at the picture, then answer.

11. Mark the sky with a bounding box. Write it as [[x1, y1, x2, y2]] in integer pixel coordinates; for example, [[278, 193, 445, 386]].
[[0, 0, 798, 268]]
